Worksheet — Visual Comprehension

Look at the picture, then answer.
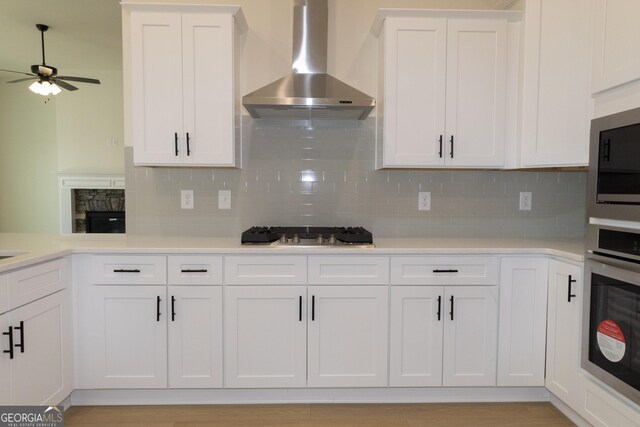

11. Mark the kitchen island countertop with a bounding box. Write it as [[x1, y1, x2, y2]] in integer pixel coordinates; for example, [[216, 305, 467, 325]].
[[0, 233, 585, 273]]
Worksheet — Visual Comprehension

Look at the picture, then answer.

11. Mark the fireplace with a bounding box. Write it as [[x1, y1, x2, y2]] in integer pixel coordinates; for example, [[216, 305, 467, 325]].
[[58, 174, 125, 233]]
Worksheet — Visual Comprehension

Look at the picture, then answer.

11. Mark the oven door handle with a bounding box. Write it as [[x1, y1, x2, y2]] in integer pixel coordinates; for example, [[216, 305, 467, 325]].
[[568, 275, 577, 302]]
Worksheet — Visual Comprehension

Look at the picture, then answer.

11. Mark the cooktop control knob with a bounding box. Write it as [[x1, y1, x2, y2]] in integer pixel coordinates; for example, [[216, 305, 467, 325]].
[[317, 234, 324, 244], [292, 234, 300, 244], [328, 234, 337, 245], [279, 234, 287, 244]]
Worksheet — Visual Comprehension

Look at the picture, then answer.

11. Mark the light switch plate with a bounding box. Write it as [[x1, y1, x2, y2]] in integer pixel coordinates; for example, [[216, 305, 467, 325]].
[[219, 190, 231, 210]]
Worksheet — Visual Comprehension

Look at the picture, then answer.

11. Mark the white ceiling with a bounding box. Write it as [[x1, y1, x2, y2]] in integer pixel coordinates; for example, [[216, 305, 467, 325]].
[[0, 0, 122, 82]]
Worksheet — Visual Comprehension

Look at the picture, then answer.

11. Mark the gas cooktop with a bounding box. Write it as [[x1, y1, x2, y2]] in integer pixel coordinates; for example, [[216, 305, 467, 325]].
[[241, 226, 374, 247]]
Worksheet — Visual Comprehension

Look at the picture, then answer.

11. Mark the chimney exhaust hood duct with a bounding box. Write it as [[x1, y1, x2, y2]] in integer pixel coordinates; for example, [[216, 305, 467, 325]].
[[242, 0, 375, 120]]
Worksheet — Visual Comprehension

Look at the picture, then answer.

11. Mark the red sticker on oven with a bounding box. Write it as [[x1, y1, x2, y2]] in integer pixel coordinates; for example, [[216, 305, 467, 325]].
[[597, 320, 626, 362]]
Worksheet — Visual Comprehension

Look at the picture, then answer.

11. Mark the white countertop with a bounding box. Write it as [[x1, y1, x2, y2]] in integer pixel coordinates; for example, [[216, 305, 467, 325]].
[[0, 233, 585, 273]]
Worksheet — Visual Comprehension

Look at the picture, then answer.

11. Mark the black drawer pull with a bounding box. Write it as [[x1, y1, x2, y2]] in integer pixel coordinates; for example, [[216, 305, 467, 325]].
[[438, 135, 443, 158], [437, 296, 442, 321], [568, 275, 577, 302], [433, 269, 459, 273], [312, 295, 315, 321], [3, 326, 13, 359], [114, 269, 141, 273], [180, 269, 208, 273], [174, 132, 179, 156], [450, 135, 454, 158], [14, 321, 24, 353], [186, 132, 191, 156], [171, 296, 176, 322], [450, 295, 455, 321], [299, 296, 303, 322], [157, 296, 162, 322]]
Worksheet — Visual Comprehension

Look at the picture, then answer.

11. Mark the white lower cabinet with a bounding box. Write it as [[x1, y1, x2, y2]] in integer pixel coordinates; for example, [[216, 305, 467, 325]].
[[546, 260, 585, 411], [390, 285, 498, 387], [497, 258, 548, 386], [307, 286, 389, 387], [224, 285, 388, 388], [0, 289, 73, 405], [224, 286, 307, 388], [87, 285, 168, 388], [168, 286, 223, 388]]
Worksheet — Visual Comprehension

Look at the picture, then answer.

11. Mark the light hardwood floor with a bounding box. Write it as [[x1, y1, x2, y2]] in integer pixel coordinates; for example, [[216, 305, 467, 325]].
[[64, 402, 575, 426]]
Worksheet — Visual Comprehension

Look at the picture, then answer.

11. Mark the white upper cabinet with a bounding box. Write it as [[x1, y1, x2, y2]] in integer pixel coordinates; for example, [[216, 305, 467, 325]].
[[517, 0, 592, 167], [592, 0, 640, 94], [373, 11, 519, 169], [126, 4, 246, 167]]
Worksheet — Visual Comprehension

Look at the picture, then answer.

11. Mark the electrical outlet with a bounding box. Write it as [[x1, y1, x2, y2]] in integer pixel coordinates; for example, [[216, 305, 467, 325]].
[[181, 190, 194, 209], [218, 190, 231, 210], [418, 192, 431, 211], [519, 191, 532, 211]]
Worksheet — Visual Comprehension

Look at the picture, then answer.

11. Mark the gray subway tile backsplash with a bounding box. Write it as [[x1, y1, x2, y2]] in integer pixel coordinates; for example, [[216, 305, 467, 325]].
[[125, 117, 587, 239]]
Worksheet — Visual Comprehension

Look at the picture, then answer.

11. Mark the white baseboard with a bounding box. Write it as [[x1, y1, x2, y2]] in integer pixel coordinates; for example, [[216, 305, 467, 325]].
[[71, 387, 550, 406], [548, 393, 590, 427]]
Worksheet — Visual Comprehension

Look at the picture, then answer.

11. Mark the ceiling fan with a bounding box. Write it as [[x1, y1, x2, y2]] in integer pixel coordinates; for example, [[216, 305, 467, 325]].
[[0, 24, 100, 96]]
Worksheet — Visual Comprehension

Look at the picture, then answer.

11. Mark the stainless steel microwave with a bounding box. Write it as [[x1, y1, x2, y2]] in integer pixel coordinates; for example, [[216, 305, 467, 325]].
[[588, 106, 640, 222]]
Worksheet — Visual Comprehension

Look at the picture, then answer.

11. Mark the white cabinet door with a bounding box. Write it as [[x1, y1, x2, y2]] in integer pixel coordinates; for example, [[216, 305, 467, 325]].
[[307, 286, 388, 387], [181, 13, 234, 166], [520, 0, 591, 167], [443, 286, 498, 386], [129, 7, 240, 167], [497, 258, 548, 386], [389, 286, 443, 386], [168, 286, 222, 388], [88, 285, 168, 388], [10, 290, 72, 405], [380, 17, 447, 168], [224, 286, 306, 388], [445, 19, 507, 168], [592, 0, 640, 93], [130, 11, 184, 165], [546, 260, 584, 411], [0, 313, 10, 405]]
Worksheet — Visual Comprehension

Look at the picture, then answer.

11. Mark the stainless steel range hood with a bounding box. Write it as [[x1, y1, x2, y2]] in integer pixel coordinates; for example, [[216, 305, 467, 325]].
[[242, 0, 375, 120]]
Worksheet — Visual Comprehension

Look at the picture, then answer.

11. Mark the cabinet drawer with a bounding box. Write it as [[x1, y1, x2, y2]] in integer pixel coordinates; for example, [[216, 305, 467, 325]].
[[308, 256, 389, 285], [90, 255, 167, 285], [168, 255, 222, 285], [390, 256, 499, 285], [7, 258, 69, 310], [224, 256, 307, 285]]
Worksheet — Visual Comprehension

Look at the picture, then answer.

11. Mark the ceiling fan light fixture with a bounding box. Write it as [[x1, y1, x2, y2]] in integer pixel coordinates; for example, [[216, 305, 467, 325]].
[[28, 79, 61, 96]]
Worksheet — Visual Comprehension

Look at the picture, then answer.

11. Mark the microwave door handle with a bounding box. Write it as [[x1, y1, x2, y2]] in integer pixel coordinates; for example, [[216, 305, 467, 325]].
[[603, 139, 611, 162]]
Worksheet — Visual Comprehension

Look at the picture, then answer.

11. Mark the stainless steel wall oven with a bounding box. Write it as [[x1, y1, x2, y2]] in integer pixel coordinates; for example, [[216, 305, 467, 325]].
[[584, 107, 640, 406]]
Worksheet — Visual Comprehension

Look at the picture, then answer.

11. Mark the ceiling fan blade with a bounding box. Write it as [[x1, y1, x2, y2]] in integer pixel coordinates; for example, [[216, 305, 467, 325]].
[[6, 77, 37, 83], [56, 76, 100, 84], [0, 68, 35, 76], [52, 79, 78, 91]]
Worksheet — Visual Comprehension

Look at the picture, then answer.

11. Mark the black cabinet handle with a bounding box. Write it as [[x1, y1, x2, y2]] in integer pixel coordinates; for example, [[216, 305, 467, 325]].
[[450, 135, 454, 158], [312, 295, 315, 321], [14, 321, 24, 354], [180, 269, 208, 273], [437, 296, 442, 321], [157, 296, 161, 322], [3, 326, 13, 359], [568, 275, 577, 302], [186, 132, 191, 156], [171, 296, 176, 322], [113, 269, 141, 273], [433, 269, 459, 273], [438, 135, 443, 158], [299, 296, 303, 322], [450, 295, 454, 321], [174, 132, 179, 156]]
